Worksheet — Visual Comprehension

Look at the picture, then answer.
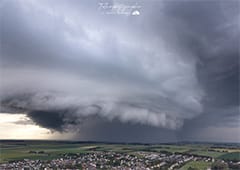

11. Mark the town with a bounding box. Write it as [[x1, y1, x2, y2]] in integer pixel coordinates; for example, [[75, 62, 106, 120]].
[[1, 150, 238, 170]]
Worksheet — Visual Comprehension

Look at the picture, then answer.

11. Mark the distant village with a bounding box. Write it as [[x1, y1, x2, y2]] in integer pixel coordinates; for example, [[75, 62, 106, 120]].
[[1, 151, 239, 170]]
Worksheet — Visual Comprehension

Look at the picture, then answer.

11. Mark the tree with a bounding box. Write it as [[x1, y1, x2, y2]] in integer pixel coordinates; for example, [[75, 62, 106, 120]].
[[211, 161, 229, 170]]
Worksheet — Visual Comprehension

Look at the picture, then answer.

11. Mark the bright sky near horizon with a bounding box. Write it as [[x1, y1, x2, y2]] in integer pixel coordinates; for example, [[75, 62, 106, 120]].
[[0, 113, 51, 139], [0, 113, 76, 140]]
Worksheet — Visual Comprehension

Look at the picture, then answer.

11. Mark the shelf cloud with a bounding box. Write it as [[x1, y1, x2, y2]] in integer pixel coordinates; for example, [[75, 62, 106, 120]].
[[0, 0, 239, 142]]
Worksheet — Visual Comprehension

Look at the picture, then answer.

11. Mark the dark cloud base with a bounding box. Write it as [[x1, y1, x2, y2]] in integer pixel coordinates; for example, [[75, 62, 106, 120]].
[[0, 0, 239, 142]]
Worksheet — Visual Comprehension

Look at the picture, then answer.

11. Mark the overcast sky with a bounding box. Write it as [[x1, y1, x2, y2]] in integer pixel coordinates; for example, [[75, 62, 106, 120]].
[[0, 0, 239, 143]]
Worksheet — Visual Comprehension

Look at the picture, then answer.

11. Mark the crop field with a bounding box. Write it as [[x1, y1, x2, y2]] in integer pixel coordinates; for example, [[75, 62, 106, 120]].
[[180, 161, 212, 170], [219, 152, 240, 161], [0, 141, 239, 164]]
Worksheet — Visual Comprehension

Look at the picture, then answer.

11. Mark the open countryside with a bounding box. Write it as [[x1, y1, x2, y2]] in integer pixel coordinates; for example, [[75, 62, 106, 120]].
[[0, 140, 239, 169]]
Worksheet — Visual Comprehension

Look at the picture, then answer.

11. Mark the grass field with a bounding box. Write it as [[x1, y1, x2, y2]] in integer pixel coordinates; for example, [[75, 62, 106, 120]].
[[188, 150, 224, 158], [180, 161, 211, 170], [218, 152, 240, 161], [0, 142, 89, 163]]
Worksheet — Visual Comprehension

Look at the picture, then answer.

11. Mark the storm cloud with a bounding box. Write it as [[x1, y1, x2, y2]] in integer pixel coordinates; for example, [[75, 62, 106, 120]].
[[0, 0, 239, 142]]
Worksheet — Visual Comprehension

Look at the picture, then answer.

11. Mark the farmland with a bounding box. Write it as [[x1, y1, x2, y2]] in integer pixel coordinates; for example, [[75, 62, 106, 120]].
[[0, 140, 239, 169], [180, 161, 211, 170]]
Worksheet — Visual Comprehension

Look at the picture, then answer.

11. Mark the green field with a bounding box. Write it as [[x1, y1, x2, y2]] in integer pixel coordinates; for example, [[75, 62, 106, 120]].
[[188, 150, 224, 158], [219, 152, 240, 161], [0, 141, 239, 164], [180, 161, 211, 170], [0, 142, 89, 163]]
